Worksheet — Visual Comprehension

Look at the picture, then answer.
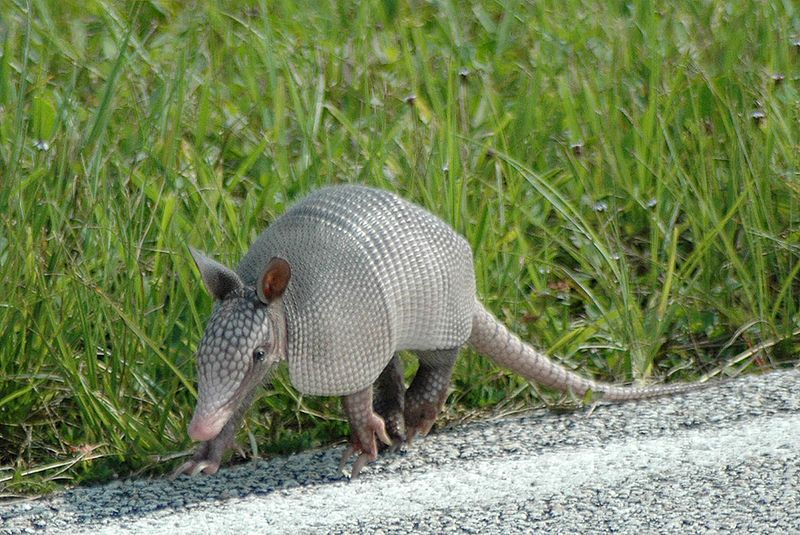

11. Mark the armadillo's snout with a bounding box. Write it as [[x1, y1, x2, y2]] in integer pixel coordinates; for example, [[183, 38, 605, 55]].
[[187, 409, 231, 442], [187, 419, 218, 442]]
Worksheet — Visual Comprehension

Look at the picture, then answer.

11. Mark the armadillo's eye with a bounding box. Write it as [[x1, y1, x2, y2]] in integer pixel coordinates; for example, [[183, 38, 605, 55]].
[[253, 348, 266, 362]]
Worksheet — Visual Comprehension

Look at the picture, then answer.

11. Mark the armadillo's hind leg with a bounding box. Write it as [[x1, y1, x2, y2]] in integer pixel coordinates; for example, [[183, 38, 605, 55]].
[[404, 348, 459, 445], [339, 385, 392, 479], [373, 353, 407, 451]]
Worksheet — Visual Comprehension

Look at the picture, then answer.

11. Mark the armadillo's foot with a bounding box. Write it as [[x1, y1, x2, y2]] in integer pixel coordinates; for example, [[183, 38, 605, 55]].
[[170, 423, 242, 479], [170, 441, 223, 478], [337, 445, 373, 479], [404, 404, 438, 445], [373, 353, 407, 451], [340, 386, 392, 479], [172, 458, 220, 478], [404, 349, 458, 445]]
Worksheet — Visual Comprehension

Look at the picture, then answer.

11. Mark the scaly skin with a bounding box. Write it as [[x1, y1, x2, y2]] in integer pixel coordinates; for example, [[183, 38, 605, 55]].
[[177, 187, 712, 481], [404, 348, 458, 443], [469, 302, 709, 400], [373, 349, 460, 450]]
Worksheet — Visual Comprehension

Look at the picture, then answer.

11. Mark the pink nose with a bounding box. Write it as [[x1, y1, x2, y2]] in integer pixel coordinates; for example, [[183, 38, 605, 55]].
[[188, 416, 222, 441]]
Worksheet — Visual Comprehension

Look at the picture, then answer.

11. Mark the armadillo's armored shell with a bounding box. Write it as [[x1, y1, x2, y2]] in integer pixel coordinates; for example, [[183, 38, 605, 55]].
[[236, 185, 475, 395]]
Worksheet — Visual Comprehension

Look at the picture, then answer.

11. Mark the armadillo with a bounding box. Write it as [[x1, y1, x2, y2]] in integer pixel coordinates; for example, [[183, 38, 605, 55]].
[[174, 184, 703, 479]]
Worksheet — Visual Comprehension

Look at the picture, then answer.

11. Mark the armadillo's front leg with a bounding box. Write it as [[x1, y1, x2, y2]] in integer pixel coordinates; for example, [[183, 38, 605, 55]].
[[339, 385, 392, 479], [404, 348, 458, 443], [372, 353, 406, 450], [172, 390, 255, 478], [171, 428, 232, 477]]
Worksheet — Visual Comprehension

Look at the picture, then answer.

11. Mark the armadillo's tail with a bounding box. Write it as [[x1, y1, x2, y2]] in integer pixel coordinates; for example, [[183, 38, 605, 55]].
[[467, 302, 704, 401]]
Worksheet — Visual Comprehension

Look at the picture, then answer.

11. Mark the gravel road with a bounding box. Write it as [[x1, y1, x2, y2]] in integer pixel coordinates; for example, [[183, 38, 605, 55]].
[[2, 369, 799, 534]]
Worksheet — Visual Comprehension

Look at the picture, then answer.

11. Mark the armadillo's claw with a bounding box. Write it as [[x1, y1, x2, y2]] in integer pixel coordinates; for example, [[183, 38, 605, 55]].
[[347, 413, 390, 475], [340, 386, 397, 479], [385, 438, 404, 453], [338, 445, 357, 474], [375, 408, 406, 451], [376, 423, 392, 447], [406, 414, 436, 446], [191, 460, 219, 476], [170, 460, 195, 480], [350, 453, 372, 479], [171, 458, 220, 479], [338, 447, 374, 480]]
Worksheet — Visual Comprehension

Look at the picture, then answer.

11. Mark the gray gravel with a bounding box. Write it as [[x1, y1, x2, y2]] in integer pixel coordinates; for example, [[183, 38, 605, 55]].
[[2, 369, 799, 534]]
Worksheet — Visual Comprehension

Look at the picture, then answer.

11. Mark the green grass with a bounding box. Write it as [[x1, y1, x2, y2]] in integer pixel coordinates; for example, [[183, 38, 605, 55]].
[[1, 0, 798, 495]]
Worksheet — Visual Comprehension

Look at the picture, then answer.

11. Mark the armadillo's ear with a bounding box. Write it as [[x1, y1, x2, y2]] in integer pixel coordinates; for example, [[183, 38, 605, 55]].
[[189, 246, 243, 300], [257, 257, 291, 304]]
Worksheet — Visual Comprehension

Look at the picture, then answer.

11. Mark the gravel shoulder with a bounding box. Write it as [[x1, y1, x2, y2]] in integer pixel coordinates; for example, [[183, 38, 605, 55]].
[[2, 369, 799, 534]]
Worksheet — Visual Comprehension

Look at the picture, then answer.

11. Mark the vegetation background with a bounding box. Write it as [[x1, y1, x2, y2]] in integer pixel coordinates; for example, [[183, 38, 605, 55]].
[[1, 0, 798, 495]]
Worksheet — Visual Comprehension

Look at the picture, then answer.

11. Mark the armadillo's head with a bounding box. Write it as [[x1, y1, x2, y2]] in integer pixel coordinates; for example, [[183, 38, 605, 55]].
[[186, 247, 290, 442]]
